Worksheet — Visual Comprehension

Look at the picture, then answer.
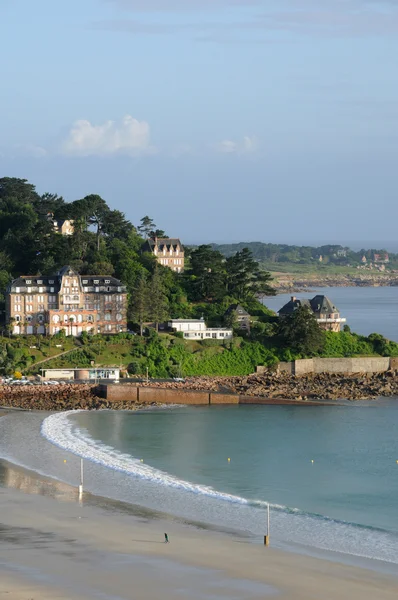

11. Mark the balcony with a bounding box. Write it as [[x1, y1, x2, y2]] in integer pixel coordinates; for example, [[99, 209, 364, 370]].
[[316, 318, 347, 324]]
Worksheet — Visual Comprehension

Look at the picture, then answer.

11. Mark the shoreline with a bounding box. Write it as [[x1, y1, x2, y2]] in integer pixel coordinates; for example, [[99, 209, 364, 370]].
[[1, 452, 398, 599]]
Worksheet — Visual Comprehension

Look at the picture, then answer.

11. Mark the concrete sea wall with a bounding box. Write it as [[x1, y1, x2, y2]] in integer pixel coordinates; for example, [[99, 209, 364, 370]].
[[97, 385, 328, 406], [257, 356, 398, 376]]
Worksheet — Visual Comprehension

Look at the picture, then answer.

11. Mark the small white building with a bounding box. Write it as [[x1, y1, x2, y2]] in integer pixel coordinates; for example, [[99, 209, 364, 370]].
[[41, 368, 120, 381], [168, 319, 233, 340]]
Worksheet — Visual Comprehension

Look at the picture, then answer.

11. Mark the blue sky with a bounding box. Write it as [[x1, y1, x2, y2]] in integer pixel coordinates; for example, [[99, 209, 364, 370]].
[[1, 0, 398, 245]]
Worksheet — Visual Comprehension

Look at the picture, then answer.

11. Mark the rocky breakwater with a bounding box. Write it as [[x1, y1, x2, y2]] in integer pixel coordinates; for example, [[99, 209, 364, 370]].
[[137, 372, 398, 401], [220, 371, 398, 401], [0, 384, 152, 411]]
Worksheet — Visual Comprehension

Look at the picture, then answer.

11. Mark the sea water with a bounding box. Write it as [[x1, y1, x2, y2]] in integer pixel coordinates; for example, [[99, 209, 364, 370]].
[[1, 286, 398, 567], [263, 286, 398, 342], [1, 402, 398, 567]]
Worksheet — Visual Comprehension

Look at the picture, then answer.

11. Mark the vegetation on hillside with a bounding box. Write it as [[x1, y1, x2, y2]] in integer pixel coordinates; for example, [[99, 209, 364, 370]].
[[211, 242, 398, 272], [1, 176, 397, 379]]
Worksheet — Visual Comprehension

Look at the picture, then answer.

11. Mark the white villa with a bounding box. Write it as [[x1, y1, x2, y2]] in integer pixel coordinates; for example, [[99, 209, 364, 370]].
[[168, 318, 233, 340]]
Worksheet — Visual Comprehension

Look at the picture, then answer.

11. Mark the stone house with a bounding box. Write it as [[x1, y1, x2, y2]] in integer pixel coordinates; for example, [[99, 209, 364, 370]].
[[278, 295, 346, 332], [147, 237, 184, 272], [54, 219, 74, 235], [224, 304, 250, 331], [6, 266, 127, 336]]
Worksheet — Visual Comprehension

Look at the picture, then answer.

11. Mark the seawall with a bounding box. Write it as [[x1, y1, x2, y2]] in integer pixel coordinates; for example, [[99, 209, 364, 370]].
[[257, 356, 398, 376], [97, 385, 330, 406]]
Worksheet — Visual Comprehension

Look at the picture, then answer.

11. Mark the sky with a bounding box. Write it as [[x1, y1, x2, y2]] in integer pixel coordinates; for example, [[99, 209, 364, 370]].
[[1, 0, 398, 246]]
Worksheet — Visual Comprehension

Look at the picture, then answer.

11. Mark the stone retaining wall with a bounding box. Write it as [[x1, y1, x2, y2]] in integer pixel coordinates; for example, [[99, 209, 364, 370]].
[[257, 356, 397, 376]]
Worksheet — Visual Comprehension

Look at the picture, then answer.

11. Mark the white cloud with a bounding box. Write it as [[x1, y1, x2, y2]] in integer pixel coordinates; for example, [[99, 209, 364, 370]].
[[215, 136, 258, 154], [61, 115, 155, 156]]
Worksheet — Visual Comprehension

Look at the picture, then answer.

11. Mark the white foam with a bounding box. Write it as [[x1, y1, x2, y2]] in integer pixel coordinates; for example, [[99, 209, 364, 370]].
[[41, 411, 253, 505]]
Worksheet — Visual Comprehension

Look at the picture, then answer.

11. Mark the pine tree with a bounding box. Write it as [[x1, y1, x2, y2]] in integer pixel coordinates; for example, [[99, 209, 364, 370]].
[[148, 267, 169, 331], [131, 273, 150, 335]]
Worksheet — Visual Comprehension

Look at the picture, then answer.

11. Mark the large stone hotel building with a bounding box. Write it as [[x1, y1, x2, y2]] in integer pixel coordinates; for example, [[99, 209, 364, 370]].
[[6, 266, 127, 336]]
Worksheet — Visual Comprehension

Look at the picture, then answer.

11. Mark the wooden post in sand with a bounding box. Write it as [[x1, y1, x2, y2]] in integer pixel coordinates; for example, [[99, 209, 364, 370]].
[[264, 503, 270, 546], [78, 458, 84, 498]]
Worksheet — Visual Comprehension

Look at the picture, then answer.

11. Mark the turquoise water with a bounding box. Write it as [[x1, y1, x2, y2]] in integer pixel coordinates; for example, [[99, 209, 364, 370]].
[[264, 286, 398, 341], [1, 286, 398, 566]]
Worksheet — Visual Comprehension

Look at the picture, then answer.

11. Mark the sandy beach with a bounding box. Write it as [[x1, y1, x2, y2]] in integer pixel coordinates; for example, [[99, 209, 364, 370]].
[[0, 473, 398, 600]]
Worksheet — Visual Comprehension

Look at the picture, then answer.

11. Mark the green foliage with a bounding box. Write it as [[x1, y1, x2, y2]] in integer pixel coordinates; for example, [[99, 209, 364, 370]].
[[278, 306, 326, 357]]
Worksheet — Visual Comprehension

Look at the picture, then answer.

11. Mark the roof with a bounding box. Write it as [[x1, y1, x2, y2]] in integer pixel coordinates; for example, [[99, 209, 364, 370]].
[[169, 318, 204, 323], [278, 295, 340, 316], [309, 295, 339, 314], [278, 298, 311, 316], [225, 304, 250, 316], [148, 238, 183, 251], [7, 266, 126, 293]]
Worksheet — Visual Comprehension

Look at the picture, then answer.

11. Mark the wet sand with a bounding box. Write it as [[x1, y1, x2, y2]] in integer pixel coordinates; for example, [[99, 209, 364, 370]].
[[0, 483, 398, 600]]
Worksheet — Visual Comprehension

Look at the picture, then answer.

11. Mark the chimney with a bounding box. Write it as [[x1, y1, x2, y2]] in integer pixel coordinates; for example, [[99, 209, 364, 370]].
[[291, 296, 296, 302]]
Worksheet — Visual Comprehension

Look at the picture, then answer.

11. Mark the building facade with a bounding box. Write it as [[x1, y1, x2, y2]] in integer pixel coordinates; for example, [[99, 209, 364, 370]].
[[147, 237, 185, 272], [224, 304, 251, 331], [168, 318, 233, 340], [278, 295, 346, 332], [54, 219, 74, 235], [6, 266, 127, 336]]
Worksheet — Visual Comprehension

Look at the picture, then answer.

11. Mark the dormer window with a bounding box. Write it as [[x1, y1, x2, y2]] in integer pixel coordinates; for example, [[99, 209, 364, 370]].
[[94, 280, 99, 284], [37, 280, 43, 284], [82, 279, 88, 284], [49, 280, 54, 284], [26, 280, 32, 284], [105, 280, 110, 284]]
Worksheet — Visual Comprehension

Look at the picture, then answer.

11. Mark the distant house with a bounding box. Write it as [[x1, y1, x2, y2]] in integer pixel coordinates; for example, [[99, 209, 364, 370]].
[[278, 295, 346, 332], [147, 237, 185, 273], [224, 304, 250, 331], [54, 219, 74, 236], [373, 253, 389, 264], [168, 318, 232, 340], [361, 255, 367, 263]]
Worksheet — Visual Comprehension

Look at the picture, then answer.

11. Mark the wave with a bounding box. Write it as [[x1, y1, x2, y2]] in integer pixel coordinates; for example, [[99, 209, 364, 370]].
[[40, 412, 396, 543], [41, 411, 253, 505]]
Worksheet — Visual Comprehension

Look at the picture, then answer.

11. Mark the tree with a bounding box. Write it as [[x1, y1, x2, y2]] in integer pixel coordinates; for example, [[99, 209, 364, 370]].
[[278, 305, 325, 356], [148, 267, 169, 331], [226, 248, 275, 301], [138, 216, 156, 239], [187, 245, 226, 302], [130, 272, 150, 335]]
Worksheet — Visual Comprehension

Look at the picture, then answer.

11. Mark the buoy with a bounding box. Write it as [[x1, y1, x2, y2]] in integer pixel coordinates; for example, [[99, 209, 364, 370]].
[[396, 460, 398, 464], [228, 458, 231, 462], [64, 459, 67, 463], [140, 459, 144, 462], [311, 460, 314, 464]]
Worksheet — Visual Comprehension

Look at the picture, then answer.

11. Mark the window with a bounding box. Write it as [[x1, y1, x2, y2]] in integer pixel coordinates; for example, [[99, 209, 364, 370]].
[[105, 295, 112, 302], [50, 287, 55, 293], [95, 287, 100, 293], [26, 315, 33, 322], [53, 315, 60, 323], [27, 287, 32, 293], [105, 324, 112, 332], [15, 315, 21, 322], [37, 280, 43, 285], [94, 280, 99, 284], [26, 280, 32, 284], [26, 305, 33, 313], [82, 280, 88, 284], [116, 313, 122, 321], [15, 295, 21, 302], [48, 295, 56, 303], [38, 295, 44, 303], [105, 313, 111, 321], [49, 280, 54, 284], [38, 304, 44, 311], [87, 315, 93, 322], [38, 314, 44, 323], [219, 333, 224, 337], [15, 287, 20, 293], [14, 304, 21, 312], [39, 287, 44, 293], [26, 295, 33, 302], [105, 280, 110, 284], [206, 333, 211, 337]]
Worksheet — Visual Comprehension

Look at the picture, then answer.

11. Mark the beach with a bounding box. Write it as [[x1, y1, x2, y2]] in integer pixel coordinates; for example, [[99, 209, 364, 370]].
[[1, 477, 398, 600]]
